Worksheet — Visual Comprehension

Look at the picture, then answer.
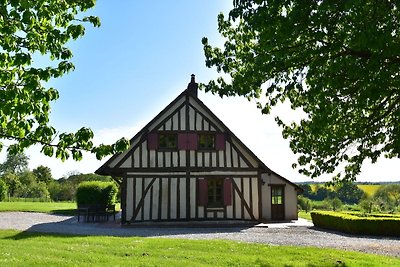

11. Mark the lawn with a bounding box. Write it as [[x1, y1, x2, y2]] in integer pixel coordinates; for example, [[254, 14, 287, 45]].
[[0, 201, 121, 215], [0, 230, 399, 266], [298, 210, 313, 221]]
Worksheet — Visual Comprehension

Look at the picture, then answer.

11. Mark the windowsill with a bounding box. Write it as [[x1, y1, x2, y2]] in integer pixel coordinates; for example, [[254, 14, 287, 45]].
[[206, 207, 224, 211], [197, 148, 217, 152], [157, 148, 178, 152]]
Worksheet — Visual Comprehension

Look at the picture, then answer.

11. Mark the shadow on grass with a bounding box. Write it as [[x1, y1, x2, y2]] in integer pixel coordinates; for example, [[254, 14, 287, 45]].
[[3, 214, 254, 240], [49, 209, 77, 216]]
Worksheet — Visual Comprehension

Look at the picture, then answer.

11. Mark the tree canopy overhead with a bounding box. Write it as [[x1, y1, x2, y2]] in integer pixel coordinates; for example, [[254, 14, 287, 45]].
[[0, 0, 129, 161], [202, 1, 400, 181]]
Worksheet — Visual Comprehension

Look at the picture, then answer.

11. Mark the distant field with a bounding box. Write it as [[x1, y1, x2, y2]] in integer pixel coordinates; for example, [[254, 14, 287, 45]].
[[308, 184, 382, 196], [358, 185, 381, 196]]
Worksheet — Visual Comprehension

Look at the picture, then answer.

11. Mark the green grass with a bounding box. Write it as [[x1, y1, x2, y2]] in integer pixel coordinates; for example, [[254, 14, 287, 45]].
[[298, 210, 313, 221], [0, 201, 120, 215], [0, 230, 398, 266]]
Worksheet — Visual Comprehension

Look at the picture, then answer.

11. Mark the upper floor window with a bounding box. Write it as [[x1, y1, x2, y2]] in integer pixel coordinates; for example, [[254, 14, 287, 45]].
[[159, 133, 177, 149], [199, 133, 215, 150]]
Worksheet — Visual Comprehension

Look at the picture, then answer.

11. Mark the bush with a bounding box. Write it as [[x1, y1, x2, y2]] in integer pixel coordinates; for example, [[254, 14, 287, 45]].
[[329, 197, 343, 211], [0, 180, 8, 201], [298, 195, 312, 212], [312, 200, 331, 210], [76, 181, 118, 207], [311, 211, 400, 237]]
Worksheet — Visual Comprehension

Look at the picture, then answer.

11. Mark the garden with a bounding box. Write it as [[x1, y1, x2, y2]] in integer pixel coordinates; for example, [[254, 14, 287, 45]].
[[298, 182, 400, 236]]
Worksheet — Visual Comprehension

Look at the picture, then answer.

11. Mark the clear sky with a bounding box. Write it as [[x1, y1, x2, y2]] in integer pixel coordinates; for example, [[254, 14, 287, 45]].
[[1, 1, 399, 182]]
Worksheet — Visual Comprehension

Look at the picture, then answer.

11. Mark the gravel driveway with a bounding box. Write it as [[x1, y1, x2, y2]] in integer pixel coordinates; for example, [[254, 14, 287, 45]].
[[1, 212, 399, 258]]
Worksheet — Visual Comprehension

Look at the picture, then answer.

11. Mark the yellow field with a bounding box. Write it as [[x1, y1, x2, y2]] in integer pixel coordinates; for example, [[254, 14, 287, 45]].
[[357, 184, 381, 196], [309, 184, 381, 196]]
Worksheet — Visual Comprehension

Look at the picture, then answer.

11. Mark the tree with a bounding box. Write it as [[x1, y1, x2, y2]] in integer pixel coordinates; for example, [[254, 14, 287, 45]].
[[0, 179, 8, 201], [0, 152, 29, 174], [374, 184, 400, 212], [0, 1, 129, 161], [336, 182, 364, 204], [14, 171, 37, 197], [33, 165, 53, 184], [359, 197, 375, 214], [329, 197, 343, 211], [202, 1, 400, 181], [298, 195, 312, 213], [299, 184, 313, 199], [0, 172, 21, 196], [314, 186, 335, 201], [28, 181, 50, 199]]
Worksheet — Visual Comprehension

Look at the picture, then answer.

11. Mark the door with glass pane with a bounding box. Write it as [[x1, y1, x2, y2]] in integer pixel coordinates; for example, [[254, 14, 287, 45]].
[[271, 186, 285, 220]]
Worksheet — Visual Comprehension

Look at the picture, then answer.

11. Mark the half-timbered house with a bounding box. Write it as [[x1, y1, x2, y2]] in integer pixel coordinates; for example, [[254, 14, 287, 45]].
[[96, 75, 301, 223]]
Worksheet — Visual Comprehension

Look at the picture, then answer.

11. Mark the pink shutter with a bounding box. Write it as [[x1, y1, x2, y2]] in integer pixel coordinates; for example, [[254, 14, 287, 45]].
[[178, 133, 187, 150], [197, 179, 208, 206], [223, 178, 232, 206], [186, 133, 198, 150], [215, 133, 226, 150], [147, 133, 158, 150]]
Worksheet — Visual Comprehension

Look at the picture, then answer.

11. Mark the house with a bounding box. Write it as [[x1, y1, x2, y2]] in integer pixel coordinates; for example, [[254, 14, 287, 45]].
[[95, 75, 302, 223]]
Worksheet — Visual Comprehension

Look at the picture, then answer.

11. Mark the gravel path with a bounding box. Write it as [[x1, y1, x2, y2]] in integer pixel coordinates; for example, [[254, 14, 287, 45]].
[[1, 212, 399, 258]]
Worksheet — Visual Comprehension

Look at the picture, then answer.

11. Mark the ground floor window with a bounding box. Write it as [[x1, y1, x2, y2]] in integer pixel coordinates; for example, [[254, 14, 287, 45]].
[[207, 178, 223, 207], [271, 187, 283, 204]]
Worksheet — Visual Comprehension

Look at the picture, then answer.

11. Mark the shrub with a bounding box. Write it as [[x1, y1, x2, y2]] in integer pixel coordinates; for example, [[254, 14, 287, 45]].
[[76, 181, 118, 207], [329, 197, 343, 211], [298, 195, 312, 212], [311, 211, 400, 237], [312, 200, 331, 210], [0, 179, 8, 201]]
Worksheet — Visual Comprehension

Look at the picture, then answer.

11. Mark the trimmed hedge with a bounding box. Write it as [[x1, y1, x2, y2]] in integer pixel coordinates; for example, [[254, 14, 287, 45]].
[[311, 211, 400, 237], [76, 181, 118, 207]]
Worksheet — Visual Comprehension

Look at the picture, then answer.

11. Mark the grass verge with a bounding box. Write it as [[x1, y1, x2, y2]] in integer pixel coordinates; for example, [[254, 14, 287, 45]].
[[0, 230, 399, 266], [298, 210, 313, 221], [0, 201, 120, 215]]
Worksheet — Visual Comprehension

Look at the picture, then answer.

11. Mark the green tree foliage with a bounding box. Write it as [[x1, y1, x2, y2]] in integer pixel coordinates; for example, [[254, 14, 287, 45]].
[[32, 165, 53, 184], [65, 172, 113, 185], [297, 195, 312, 213], [373, 184, 400, 212], [47, 172, 115, 201], [0, 0, 129, 161], [329, 197, 343, 211], [359, 197, 375, 214], [0, 172, 20, 196], [202, 1, 400, 181], [314, 186, 335, 201], [299, 184, 313, 199], [0, 152, 29, 174], [48, 180, 75, 201], [336, 182, 364, 204], [0, 179, 8, 201]]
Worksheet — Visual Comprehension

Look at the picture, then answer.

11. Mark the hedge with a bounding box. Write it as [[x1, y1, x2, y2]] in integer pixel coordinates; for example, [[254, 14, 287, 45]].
[[311, 211, 400, 237], [76, 181, 118, 207]]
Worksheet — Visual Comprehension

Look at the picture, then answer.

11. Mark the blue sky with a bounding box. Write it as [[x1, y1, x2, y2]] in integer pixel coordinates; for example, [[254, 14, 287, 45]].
[[1, 1, 399, 182]]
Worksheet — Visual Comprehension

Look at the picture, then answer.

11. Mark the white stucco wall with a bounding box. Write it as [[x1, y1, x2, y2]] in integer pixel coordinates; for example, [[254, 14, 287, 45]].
[[261, 173, 298, 221]]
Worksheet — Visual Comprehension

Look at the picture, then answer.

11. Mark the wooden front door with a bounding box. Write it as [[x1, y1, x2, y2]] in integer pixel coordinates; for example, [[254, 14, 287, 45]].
[[271, 186, 285, 221]]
